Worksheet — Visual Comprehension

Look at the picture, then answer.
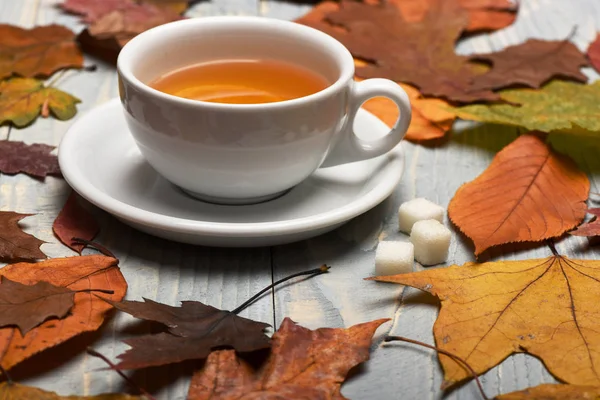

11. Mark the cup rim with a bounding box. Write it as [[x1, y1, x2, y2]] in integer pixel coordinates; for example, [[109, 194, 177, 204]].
[[117, 16, 356, 110]]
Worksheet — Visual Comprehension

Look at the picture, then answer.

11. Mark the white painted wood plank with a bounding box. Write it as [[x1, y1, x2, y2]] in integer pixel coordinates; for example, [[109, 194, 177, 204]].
[[0, 1, 271, 399]]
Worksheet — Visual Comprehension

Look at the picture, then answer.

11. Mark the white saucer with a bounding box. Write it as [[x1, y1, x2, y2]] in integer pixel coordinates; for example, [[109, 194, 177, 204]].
[[58, 98, 404, 247]]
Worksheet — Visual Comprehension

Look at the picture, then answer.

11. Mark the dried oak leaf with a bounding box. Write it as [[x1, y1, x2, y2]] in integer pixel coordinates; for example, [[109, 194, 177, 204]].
[[570, 208, 600, 237], [0, 277, 76, 335], [0, 382, 143, 399], [311, 0, 498, 103], [370, 254, 600, 386], [0, 24, 83, 80], [187, 318, 389, 400], [53, 191, 100, 253], [469, 39, 588, 91], [0, 255, 126, 370], [67, 0, 181, 65], [0, 211, 45, 262], [588, 34, 600, 73], [448, 134, 589, 256], [496, 383, 600, 400], [0, 78, 80, 127], [106, 298, 271, 369], [0, 140, 60, 179], [453, 80, 600, 133]]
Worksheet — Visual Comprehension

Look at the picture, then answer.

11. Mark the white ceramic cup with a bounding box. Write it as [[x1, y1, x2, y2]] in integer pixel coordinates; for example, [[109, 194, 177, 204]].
[[117, 16, 411, 205]]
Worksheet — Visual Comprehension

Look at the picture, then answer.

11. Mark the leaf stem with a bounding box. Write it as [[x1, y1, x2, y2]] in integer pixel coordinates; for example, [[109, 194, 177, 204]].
[[0, 362, 12, 384], [76, 288, 115, 295], [45, 70, 68, 88], [71, 238, 116, 259], [546, 239, 559, 257], [87, 348, 156, 400], [385, 336, 489, 400], [231, 264, 330, 315]]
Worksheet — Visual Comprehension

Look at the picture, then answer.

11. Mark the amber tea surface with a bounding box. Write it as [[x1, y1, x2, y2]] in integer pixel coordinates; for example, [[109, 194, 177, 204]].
[[150, 59, 330, 104]]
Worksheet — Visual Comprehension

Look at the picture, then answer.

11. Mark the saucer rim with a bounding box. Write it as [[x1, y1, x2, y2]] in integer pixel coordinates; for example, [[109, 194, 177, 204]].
[[59, 98, 404, 238]]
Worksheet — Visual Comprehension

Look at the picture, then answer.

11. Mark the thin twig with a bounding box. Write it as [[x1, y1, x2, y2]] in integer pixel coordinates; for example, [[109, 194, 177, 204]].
[[87, 348, 156, 400], [76, 288, 115, 295], [45, 70, 68, 88], [385, 336, 489, 400], [231, 264, 330, 315], [71, 238, 116, 258]]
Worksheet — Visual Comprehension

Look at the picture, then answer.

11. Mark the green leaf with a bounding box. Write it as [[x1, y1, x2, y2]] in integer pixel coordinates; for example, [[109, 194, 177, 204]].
[[452, 80, 600, 133]]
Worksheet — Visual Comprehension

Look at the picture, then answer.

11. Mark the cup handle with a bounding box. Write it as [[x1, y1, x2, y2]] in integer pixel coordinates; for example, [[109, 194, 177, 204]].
[[320, 78, 412, 168]]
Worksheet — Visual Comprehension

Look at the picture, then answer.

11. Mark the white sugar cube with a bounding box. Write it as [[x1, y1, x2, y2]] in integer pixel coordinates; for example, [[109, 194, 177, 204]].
[[398, 198, 445, 233], [410, 219, 451, 266], [375, 241, 414, 276]]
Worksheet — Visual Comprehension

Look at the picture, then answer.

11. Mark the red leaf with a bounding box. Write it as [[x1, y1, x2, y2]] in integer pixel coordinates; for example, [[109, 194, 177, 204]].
[[570, 208, 600, 237], [0, 141, 60, 179], [53, 191, 100, 253]]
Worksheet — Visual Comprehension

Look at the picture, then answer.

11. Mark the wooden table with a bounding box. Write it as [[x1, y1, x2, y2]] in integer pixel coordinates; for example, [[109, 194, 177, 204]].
[[2, 0, 600, 398]]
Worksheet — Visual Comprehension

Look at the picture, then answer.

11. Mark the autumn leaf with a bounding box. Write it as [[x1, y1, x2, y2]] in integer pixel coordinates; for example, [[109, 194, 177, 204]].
[[0, 382, 143, 399], [63, 0, 182, 64], [314, 0, 498, 103], [0, 141, 60, 179], [370, 254, 600, 386], [105, 298, 271, 369], [0, 277, 77, 335], [144, 0, 191, 14], [448, 134, 589, 255], [389, 0, 517, 33], [0, 255, 126, 370], [0, 211, 45, 262], [588, 34, 600, 74], [495, 383, 600, 399], [187, 318, 389, 400], [362, 82, 456, 141], [570, 208, 600, 237], [0, 78, 80, 127], [453, 80, 600, 133], [469, 39, 588, 91], [0, 24, 83, 80], [53, 192, 100, 253]]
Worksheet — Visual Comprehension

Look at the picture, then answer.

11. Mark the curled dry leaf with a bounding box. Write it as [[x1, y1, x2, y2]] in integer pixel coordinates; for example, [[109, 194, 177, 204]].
[[453, 80, 600, 133], [187, 318, 389, 400], [0, 255, 126, 370], [370, 254, 600, 386], [0, 382, 144, 399], [495, 383, 600, 400], [0, 78, 80, 127], [0, 211, 45, 262], [570, 208, 600, 237], [588, 34, 600, 73], [53, 191, 100, 253], [448, 134, 589, 255], [0, 277, 76, 336], [0, 141, 60, 179], [0, 24, 83, 80], [106, 298, 271, 369], [62, 0, 181, 64]]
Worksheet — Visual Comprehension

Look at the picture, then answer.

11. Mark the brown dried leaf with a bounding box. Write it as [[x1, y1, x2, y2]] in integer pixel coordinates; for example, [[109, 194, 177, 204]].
[[0, 211, 45, 262], [588, 34, 600, 74], [0, 382, 143, 399], [107, 298, 271, 369], [0, 24, 83, 79], [470, 39, 588, 91], [496, 383, 600, 399], [570, 208, 600, 237], [0, 277, 75, 335], [53, 192, 100, 253], [448, 134, 590, 255], [0, 141, 60, 179], [371, 255, 600, 386], [187, 318, 389, 400], [0, 255, 126, 370]]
